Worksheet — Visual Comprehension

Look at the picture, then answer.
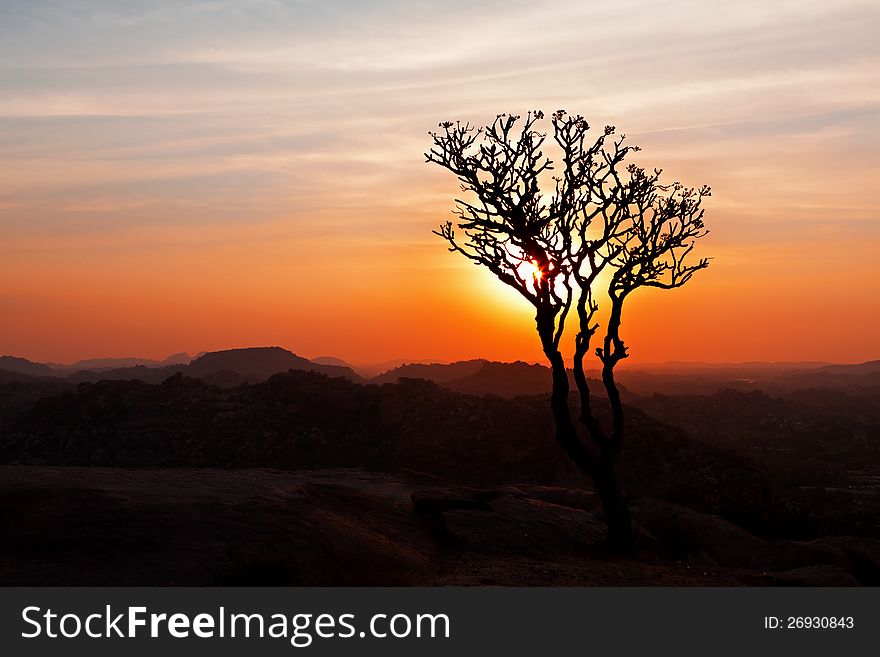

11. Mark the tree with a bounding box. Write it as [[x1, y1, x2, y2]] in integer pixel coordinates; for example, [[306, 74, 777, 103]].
[[426, 110, 710, 551]]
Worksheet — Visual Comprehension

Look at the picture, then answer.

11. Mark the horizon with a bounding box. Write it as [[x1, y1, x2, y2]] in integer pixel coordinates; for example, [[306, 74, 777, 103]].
[[4, 344, 876, 372], [2, 1, 879, 365]]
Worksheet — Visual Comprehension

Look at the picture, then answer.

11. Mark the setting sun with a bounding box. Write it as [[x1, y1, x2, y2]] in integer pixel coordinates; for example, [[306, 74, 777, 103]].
[[519, 260, 544, 283]]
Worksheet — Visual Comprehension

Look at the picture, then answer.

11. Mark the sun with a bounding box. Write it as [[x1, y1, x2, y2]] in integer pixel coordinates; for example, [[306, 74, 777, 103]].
[[519, 260, 543, 282]]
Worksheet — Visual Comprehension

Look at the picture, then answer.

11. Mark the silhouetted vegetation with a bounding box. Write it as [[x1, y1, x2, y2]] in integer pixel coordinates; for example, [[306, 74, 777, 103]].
[[427, 110, 710, 549]]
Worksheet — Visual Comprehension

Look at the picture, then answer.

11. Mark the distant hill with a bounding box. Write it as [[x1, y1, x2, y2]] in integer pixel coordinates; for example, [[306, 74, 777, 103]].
[[816, 360, 880, 375], [7, 348, 880, 397], [355, 358, 436, 378], [66, 357, 159, 370], [62, 348, 361, 386], [311, 356, 355, 369], [445, 361, 553, 397], [161, 352, 193, 366], [642, 361, 832, 372], [0, 356, 55, 378], [67, 365, 185, 385], [0, 368, 40, 383], [56, 352, 192, 371], [372, 360, 487, 385], [187, 347, 361, 382], [603, 360, 880, 397], [372, 359, 615, 398], [370, 357, 880, 398]]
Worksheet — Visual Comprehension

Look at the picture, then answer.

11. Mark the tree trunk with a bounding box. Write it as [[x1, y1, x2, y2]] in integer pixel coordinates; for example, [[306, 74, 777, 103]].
[[591, 458, 633, 552], [594, 298, 633, 551], [573, 343, 634, 552], [537, 308, 633, 552]]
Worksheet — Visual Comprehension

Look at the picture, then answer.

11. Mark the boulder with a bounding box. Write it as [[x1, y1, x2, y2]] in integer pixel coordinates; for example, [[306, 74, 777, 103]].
[[750, 540, 852, 573], [441, 509, 520, 552], [495, 485, 598, 512], [489, 496, 607, 545], [440, 495, 606, 556], [772, 565, 860, 587], [410, 487, 500, 516], [811, 536, 880, 585], [630, 497, 764, 567]]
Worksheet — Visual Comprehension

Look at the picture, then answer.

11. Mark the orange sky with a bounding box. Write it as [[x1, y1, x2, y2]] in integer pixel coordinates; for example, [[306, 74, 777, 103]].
[[1, 1, 879, 366]]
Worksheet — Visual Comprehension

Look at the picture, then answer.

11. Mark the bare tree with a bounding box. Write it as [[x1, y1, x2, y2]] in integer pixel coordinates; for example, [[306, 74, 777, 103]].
[[426, 110, 710, 551], [561, 112, 710, 548]]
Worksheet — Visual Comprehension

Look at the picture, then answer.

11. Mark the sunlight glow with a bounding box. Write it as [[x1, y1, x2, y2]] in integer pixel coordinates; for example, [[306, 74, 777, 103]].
[[519, 260, 543, 284]]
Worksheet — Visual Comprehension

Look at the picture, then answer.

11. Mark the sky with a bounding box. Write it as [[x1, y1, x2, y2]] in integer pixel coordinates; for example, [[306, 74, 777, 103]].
[[1, 0, 878, 366]]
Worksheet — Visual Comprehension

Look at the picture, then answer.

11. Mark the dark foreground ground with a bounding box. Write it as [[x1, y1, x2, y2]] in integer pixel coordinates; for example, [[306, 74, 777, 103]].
[[3, 466, 875, 586]]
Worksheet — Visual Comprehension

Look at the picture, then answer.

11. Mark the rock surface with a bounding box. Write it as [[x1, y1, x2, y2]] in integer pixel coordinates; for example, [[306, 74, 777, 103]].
[[772, 565, 861, 587], [811, 536, 880, 585], [1, 466, 874, 586], [750, 540, 852, 573], [410, 487, 500, 515], [440, 496, 606, 556], [630, 497, 765, 566]]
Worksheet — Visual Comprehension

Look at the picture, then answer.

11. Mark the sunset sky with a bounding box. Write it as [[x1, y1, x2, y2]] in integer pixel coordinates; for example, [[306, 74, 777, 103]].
[[1, 0, 878, 366]]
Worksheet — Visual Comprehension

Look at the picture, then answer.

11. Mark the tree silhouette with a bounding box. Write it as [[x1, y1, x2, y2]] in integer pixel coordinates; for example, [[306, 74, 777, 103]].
[[427, 110, 710, 550]]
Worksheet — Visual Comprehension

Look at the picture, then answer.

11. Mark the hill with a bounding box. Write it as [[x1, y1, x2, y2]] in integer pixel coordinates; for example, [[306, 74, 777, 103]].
[[310, 355, 355, 369], [12, 350, 880, 397], [187, 347, 361, 382], [817, 360, 880, 375], [371, 358, 880, 399], [0, 356, 55, 377], [444, 360, 556, 397], [372, 359, 487, 384], [59, 347, 362, 385], [63, 352, 192, 371], [66, 365, 184, 385], [0, 368, 38, 384]]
